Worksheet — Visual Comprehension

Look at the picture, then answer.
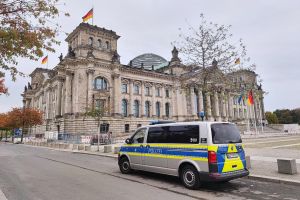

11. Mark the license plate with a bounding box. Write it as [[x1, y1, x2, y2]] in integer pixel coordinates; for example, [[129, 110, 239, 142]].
[[227, 153, 239, 159]]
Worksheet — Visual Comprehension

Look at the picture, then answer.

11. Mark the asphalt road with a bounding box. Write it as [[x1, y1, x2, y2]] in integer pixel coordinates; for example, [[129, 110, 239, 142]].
[[0, 143, 299, 200]]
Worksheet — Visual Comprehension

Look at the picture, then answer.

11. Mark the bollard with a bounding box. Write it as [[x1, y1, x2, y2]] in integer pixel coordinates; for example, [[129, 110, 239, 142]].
[[85, 145, 91, 151], [246, 156, 251, 169], [104, 145, 112, 153], [78, 144, 84, 151], [55, 143, 60, 149], [277, 159, 297, 175], [72, 144, 78, 150], [90, 145, 98, 152], [114, 146, 121, 154]]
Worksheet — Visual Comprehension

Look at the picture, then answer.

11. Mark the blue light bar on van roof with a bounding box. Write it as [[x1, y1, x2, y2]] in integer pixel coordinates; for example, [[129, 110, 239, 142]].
[[149, 120, 176, 125]]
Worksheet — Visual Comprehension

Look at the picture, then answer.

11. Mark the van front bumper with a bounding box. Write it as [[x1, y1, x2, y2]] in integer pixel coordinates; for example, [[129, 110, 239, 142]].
[[199, 169, 249, 182]]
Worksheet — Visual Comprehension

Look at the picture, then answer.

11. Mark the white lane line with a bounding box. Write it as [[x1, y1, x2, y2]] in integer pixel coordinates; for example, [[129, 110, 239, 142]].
[[250, 156, 300, 164], [0, 189, 7, 200], [244, 138, 300, 145], [271, 143, 300, 149]]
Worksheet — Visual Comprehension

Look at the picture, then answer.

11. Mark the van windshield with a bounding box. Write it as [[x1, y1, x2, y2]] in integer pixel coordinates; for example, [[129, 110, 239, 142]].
[[211, 123, 242, 144]]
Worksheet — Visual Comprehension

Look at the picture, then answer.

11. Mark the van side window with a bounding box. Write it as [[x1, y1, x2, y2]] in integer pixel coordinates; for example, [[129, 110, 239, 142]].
[[132, 128, 146, 143], [147, 127, 167, 143], [167, 125, 199, 144], [147, 125, 199, 144]]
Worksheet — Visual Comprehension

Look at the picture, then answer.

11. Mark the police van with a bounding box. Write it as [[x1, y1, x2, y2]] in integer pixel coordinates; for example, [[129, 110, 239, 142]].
[[118, 121, 249, 189]]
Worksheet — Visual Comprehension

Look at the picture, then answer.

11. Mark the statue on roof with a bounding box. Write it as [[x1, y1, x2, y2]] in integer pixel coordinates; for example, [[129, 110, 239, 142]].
[[111, 50, 120, 64]]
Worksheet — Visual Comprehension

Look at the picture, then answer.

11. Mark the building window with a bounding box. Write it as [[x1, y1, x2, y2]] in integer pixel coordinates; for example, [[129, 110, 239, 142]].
[[125, 124, 130, 133], [100, 123, 109, 133], [133, 100, 139, 117], [145, 101, 150, 117], [95, 99, 105, 111], [156, 102, 160, 117], [94, 77, 108, 90], [134, 84, 139, 94], [88, 37, 93, 46], [137, 124, 142, 128], [165, 89, 170, 98], [106, 41, 110, 49], [122, 83, 128, 93], [156, 88, 160, 97], [165, 103, 170, 117], [122, 99, 128, 117], [145, 86, 150, 96], [98, 39, 102, 48]]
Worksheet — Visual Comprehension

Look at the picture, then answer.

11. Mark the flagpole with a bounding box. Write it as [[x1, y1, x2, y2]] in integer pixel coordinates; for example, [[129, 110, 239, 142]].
[[92, 6, 94, 25]]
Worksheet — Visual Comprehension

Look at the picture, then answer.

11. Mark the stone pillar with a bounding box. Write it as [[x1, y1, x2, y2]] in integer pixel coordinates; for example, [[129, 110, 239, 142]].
[[190, 87, 196, 117], [197, 89, 204, 113], [162, 86, 165, 118], [206, 92, 212, 120], [86, 69, 95, 108], [112, 73, 121, 116], [152, 86, 156, 117], [214, 91, 220, 120], [221, 91, 227, 120], [228, 93, 233, 120], [65, 71, 73, 114], [129, 80, 133, 117], [141, 82, 145, 117], [260, 96, 265, 120], [56, 78, 63, 117]]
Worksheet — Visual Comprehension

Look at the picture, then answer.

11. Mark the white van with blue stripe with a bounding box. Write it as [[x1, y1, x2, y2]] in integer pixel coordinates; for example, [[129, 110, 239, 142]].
[[118, 121, 249, 189]]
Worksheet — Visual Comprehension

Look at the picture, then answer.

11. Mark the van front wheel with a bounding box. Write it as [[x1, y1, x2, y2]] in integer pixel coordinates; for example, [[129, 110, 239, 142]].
[[180, 165, 200, 189], [119, 157, 132, 174]]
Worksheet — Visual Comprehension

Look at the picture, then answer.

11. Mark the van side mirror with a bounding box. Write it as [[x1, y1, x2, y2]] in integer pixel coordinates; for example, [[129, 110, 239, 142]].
[[125, 138, 133, 144]]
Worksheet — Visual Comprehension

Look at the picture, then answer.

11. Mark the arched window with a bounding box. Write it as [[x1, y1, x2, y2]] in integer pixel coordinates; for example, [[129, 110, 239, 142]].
[[145, 101, 150, 117], [165, 103, 170, 117], [88, 37, 93, 46], [94, 77, 108, 90], [97, 39, 102, 48], [106, 41, 110, 49], [156, 102, 160, 117], [122, 99, 128, 117], [133, 100, 139, 117]]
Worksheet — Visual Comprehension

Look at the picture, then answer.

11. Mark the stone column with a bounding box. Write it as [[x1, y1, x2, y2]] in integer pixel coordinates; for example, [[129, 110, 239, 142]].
[[141, 82, 145, 117], [162, 86, 165, 119], [129, 80, 133, 117], [214, 91, 220, 120], [56, 78, 63, 117], [112, 73, 121, 116], [228, 93, 233, 120], [221, 90, 227, 120], [86, 69, 95, 108], [152, 86, 156, 117], [197, 89, 204, 113], [190, 87, 196, 117], [206, 92, 212, 120], [65, 71, 73, 114]]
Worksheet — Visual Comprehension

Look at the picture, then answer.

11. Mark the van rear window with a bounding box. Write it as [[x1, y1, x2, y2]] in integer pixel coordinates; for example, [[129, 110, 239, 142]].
[[211, 123, 242, 144]]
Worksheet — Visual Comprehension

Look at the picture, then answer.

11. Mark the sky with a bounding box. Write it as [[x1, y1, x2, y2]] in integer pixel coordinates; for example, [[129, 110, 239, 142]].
[[1, 0, 300, 112]]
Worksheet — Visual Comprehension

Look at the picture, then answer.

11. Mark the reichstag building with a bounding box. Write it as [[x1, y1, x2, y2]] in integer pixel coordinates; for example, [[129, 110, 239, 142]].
[[22, 23, 265, 136]]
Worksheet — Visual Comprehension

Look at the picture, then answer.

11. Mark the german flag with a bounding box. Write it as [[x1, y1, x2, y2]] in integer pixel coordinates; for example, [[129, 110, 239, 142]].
[[247, 90, 254, 105], [41, 55, 48, 64], [82, 8, 93, 22]]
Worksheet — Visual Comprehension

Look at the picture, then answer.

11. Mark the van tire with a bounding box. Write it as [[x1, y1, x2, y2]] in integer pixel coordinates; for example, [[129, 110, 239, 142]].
[[180, 165, 200, 189], [119, 157, 132, 174]]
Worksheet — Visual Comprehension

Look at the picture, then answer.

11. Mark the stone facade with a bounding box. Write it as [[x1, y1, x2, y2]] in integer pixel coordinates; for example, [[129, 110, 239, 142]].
[[22, 23, 265, 136]]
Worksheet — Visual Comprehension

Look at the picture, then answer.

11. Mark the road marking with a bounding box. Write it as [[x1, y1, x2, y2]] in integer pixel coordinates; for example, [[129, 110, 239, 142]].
[[244, 138, 300, 145], [0, 189, 7, 200], [271, 143, 300, 149]]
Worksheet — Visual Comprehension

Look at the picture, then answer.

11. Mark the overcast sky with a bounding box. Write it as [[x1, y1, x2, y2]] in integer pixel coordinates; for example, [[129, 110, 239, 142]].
[[1, 0, 299, 112]]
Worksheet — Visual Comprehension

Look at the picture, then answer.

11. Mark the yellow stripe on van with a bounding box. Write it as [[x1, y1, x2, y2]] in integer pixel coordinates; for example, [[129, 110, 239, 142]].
[[121, 152, 208, 162], [207, 145, 218, 152]]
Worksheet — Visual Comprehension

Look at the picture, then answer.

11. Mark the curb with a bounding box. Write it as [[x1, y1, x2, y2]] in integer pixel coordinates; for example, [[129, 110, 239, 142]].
[[245, 174, 300, 186], [72, 150, 118, 159]]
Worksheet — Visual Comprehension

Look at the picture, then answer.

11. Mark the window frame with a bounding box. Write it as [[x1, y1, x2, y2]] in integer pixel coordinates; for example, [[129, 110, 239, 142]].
[[94, 77, 108, 90]]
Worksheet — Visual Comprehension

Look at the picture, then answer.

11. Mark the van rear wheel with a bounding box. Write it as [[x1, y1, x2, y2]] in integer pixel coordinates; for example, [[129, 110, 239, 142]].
[[119, 157, 132, 174], [180, 165, 200, 189]]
